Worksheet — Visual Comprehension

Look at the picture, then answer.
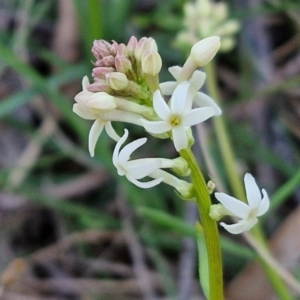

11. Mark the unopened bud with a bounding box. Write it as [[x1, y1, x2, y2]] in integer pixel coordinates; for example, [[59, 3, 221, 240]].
[[87, 92, 116, 112], [92, 40, 111, 59], [135, 37, 158, 62], [95, 55, 115, 67], [105, 72, 128, 90], [117, 43, 128, 56], [207, 180, 215, 194], [127, 36, 138, 56], [92, 67, 115, 79], [209, 204, 228, 221], [115, 55, 133, 74], [190, 36, 221, 67], [141, 51, 162, 76], [87, 81, 112, 93]]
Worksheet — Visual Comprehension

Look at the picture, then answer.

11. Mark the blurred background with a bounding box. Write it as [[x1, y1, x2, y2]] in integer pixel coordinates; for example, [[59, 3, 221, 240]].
[[1, 0, 300, 299]]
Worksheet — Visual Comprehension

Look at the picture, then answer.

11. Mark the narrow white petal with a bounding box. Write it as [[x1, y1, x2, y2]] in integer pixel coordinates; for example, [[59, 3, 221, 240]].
[[75, 90, 92, 105], [89, 119, 104, 157], [153, 90, 171, 120], [118, 137, 147, 164], [127, 159, 161, 179], [220, 220, 250, 234], [168, 66, 182, 80], [126, 175, 163, 189], [82, 76, 90, 90], [73, 104, 96, 120], [113, 129, 129, 166], [214, 192, 250, 219], [256, 189, 270, 216], [170, 81, 189, 115], [244, 173, 262, 209], [182, 107, 215, 126], [105, 122, 120, 141], [105, 110, 143, 126], [172, 126, 188, 151], [141, 119, 171, 134], [189, 70, 206, 91], [194, 92, 222, 116], [159, 82, 176, 95]]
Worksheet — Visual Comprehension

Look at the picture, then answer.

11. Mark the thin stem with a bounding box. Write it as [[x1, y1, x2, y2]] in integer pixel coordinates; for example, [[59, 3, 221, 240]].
[[180, 148, 224, 300], [204, 61, 293, 300]]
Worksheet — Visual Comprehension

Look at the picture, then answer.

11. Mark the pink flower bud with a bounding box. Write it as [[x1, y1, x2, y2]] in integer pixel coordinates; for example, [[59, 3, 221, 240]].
[[92, 67, 115, 79], [135, 37, 159, 62], [110, 41, 119, 56], [95, 56, 115, 67], [127, 36, 138, 56], [87, 81, 112, 93], [117, 43, 128, 56], [92, 40, 111, 59], [134, 37, 148, 61], [115, 55, 132, 74]]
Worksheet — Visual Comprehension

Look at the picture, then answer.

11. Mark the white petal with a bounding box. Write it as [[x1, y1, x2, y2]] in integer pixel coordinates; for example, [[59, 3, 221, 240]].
[[170, 81, 189, 115], [159, 82, 176, 95], [105, 122, 120, 141], [153, 90, 171, 120], [244, 173, 262, 209], [182, 107, 215, 126], [172, 126, 188, 151], [89, 119, 104, 157], [118, 137, 147, 164], [73, 104, 96, 120], [189, 70, 206, 91], [168, 66, 182, 80], [126, 159, 162, 179], [141, 120, 171, 134], [220, 219, 251, 234], [82, 76, 90, 90], [193, 92, 222, 116], [74, 90, 92, 105], [214, 192, 250, 219], [126, 175, 163, 188], [256, 189, 270, 216], [113, 129, 129, 166]]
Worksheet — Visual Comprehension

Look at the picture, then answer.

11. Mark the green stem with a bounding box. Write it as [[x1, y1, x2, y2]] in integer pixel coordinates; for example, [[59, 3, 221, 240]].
[[204, 61, 293, 300], [180, 148, 224, 300]]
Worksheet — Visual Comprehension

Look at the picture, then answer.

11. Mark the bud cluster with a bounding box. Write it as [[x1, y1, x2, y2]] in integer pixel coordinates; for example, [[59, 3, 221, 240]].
[[174, 0, 240, 52], [88, 37, 162, 103]]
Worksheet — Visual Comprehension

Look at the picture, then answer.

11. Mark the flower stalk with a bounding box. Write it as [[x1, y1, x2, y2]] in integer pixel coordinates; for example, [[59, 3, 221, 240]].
[[180, 147, 224, 300]]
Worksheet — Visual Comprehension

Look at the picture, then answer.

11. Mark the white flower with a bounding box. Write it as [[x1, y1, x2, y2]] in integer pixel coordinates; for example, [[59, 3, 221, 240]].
[[213, 173, 270, 234], [160, 67, 221, 116], [113, 129, 163, 188], [73, 77, 144, 157], [141, 81, 217, 151], [73, 77, 120, 158]]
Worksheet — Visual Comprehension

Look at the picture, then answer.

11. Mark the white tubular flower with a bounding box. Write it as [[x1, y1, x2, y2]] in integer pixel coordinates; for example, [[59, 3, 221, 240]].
[[142, 81, 216, 151], [113, 129, 163, 188], [213, 173, 270, 234]]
